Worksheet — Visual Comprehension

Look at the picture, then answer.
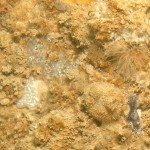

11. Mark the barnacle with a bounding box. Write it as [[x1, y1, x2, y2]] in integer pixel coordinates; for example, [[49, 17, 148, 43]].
[[105, 41, 150, 79]]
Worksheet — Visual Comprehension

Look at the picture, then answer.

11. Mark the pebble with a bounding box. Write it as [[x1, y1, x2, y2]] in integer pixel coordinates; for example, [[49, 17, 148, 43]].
[[29, 123, 38, 131], [0, 98, 10, 105], [1, 64, 13, 75]]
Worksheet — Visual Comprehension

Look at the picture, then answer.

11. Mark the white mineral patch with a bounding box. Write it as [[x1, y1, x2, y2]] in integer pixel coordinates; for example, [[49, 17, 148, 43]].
[[137, 109, 142, 119], [44, 56, 78, 80], [16, 78, 48, 109], [27, 39, 47, 65], [91, 0, 108, 19]]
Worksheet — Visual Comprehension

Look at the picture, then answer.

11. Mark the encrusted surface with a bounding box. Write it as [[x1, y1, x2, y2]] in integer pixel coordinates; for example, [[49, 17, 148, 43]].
[[0, 0, 150, 149]]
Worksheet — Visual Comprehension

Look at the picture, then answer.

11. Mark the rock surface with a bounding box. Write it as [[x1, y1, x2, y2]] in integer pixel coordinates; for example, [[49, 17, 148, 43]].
[[0, 0, 150, 149]]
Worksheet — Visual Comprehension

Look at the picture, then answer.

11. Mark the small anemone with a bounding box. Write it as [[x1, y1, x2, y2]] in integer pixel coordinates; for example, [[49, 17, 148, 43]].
[[105, 41, 149, 80]]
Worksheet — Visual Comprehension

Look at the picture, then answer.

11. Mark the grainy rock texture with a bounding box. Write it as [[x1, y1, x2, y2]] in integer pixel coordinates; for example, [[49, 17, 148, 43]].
[[0, 0, 150, 150]]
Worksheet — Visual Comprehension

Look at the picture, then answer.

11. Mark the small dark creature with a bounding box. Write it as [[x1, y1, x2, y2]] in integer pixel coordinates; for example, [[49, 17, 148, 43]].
[[126, 93, 142, 134]]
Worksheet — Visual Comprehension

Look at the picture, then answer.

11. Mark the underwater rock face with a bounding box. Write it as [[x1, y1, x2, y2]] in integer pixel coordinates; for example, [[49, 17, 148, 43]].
[[0, 0, 150, 149]]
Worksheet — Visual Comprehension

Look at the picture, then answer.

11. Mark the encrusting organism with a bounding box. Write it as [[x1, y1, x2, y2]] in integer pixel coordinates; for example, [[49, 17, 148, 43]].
[[126, 93, 143, 134]]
